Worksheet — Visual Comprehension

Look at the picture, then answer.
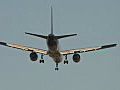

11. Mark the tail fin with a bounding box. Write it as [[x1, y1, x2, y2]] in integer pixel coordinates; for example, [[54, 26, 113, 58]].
[[56, 34, 77, 39], [51, 6, 53, 34]]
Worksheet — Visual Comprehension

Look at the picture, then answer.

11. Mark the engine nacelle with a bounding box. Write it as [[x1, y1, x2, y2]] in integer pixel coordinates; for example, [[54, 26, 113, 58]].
[[30, 52, 38, 61], [73, 54, 81, 63]]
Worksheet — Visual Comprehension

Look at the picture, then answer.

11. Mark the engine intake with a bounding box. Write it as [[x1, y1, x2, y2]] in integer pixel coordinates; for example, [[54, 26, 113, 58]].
[[30, 52, 38, 61], [73, 54, 80, 63]]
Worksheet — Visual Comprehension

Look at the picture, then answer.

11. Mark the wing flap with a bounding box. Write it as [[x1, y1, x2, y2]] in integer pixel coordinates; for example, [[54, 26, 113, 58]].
[[0, 42, 47, 55]]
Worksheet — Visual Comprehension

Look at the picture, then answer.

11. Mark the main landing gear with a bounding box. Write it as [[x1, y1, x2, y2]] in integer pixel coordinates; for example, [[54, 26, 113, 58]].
[[39, 54, 44, 63], [64, 55, 68, 64]]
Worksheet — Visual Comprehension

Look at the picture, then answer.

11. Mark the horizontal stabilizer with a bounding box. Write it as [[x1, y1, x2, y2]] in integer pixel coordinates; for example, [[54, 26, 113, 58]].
[[25, 32, 48, 39], [56, 34, 77, 39]]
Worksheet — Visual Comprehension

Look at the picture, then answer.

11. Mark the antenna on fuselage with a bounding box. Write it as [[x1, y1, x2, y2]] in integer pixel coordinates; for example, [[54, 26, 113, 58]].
[[51, 6, 53, 34]]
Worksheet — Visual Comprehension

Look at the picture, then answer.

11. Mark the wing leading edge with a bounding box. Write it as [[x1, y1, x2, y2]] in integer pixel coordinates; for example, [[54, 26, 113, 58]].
[[60, 44, 117, 55], [0, 42, 47, 55]]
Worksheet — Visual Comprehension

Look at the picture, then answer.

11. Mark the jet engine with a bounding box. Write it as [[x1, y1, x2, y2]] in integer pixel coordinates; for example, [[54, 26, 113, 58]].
[[30, 52, 38, 61], [73, 54, 80, 63]]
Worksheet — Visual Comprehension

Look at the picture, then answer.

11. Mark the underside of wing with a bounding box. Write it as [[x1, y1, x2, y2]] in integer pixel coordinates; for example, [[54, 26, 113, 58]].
[[0, 42, 47, 55], [60, 44, 117, 55]]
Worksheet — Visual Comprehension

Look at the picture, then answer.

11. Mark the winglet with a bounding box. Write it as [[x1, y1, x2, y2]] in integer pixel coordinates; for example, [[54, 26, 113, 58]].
[[0, 42, 7, 45], [101, 44, 117, 49]]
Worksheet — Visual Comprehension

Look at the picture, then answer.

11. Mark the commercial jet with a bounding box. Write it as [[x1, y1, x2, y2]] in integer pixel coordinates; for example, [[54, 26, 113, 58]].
[[0, 7, 117, 70]]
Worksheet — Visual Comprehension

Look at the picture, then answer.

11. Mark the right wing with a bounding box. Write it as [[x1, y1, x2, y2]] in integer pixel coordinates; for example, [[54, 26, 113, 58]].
[[60, 44, 117, 55], [0, 42, 47, 55]]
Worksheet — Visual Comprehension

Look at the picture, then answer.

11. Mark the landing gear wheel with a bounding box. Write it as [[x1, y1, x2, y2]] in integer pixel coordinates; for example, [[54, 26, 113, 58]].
[[64, 55, 68, 64], [55, 63, 59, 71], [39, 54, 44, 63], [39, 59, 44, 63], [55, 68, 59, 71], [64, 60, 68, 64]]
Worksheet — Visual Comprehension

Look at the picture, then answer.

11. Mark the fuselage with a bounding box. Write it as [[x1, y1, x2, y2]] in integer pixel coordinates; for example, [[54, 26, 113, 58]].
[[47, 34, 62, 63]]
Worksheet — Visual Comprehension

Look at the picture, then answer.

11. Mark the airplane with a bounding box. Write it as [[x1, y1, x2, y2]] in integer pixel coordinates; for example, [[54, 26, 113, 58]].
[[0, 7, 117, 70]]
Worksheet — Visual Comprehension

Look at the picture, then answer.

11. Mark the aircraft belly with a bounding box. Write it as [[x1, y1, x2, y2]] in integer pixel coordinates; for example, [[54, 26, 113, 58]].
[[48, 45, 58, 52], [48, 51, 62, 63]]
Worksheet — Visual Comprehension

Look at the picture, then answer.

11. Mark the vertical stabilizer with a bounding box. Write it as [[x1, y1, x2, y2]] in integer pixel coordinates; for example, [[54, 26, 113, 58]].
[[51, 6, 53, 34]]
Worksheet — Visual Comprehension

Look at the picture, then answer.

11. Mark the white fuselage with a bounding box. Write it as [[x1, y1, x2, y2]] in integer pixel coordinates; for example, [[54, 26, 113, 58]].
[[46, 34, 62, 63]]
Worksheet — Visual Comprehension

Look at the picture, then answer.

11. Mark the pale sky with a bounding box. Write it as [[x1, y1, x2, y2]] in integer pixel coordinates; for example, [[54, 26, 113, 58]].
[[0, 0, 120, 90]]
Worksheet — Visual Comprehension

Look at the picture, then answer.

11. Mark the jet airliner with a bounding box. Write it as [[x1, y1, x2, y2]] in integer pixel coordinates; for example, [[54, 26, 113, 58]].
[[0, 7, 117, 70]]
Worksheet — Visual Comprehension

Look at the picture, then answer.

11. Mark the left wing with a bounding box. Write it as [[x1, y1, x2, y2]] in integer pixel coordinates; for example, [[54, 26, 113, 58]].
[[0, 42, 47, 55], [60, 44, 117, 55]]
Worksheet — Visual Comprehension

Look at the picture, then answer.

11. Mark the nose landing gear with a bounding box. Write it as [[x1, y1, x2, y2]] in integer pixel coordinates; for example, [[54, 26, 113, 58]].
[[55, 63, 59, 71]]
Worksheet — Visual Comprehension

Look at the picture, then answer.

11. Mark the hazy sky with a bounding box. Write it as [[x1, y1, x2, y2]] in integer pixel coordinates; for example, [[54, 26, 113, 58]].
[[0, 0, 120, 90]]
